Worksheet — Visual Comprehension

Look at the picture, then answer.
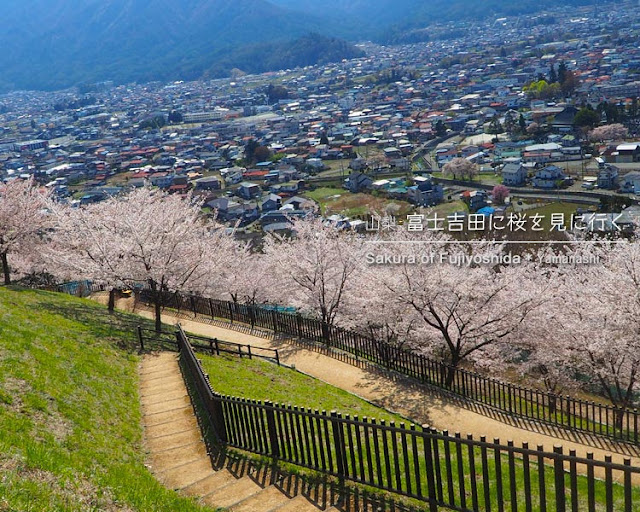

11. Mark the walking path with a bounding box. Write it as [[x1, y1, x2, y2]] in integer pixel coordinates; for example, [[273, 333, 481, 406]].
[[135, 308, 640, 483], [139, 351, 342, 511]]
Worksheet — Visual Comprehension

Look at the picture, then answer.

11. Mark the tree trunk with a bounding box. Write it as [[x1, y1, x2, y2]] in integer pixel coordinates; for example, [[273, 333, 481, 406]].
[[154, 298, 162, 334], [614, 407, 626, 433], [444, 365, 457, 388], [548, 395, 557, 415], [1, 251, 10, 285], [149, 280, 162, 333], [108, 288, 116, 313], [321, 322, 331, 346]]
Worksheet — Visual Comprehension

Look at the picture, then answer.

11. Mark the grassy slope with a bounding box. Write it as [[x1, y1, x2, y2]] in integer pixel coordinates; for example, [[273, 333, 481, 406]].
[[199, 353, 409, 424], [0, 287, 212, 512]]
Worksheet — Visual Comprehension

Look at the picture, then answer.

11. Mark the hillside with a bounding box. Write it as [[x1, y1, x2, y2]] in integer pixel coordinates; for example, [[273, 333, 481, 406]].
[[0, 0, 335, 91], [0, 287, 211, 511], [0, 0, 617, 92]]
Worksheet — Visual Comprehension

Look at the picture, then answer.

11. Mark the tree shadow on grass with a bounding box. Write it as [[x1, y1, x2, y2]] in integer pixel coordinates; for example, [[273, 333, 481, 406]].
[[24, 290, 176, 354]]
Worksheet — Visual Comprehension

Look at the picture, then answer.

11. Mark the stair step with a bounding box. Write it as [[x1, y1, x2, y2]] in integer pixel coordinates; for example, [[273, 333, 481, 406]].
[[146, 427, 202, 452], [230, 485, 290, 512], [145, 416, 198, 439], [158, 457, 214, 489], [150, 440, 208, 469], [144, 395, 192, 415], [181, 469, 238, 494], [140, 378, 185, 396], [141, 388, 188, 405], [143, 404, 194, 427], [271, 494, 325, 512], [203, 476, 264, 508]]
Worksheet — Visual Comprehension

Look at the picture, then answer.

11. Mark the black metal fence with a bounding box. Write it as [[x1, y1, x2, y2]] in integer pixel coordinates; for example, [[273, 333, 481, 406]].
[[139, 289, 640, 447], [176, 327, 640, 512]]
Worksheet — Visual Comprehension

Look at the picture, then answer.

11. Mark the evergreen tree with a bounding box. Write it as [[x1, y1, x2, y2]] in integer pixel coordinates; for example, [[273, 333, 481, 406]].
[[519, 113, 527, 134], [558, 61, 567, 84]]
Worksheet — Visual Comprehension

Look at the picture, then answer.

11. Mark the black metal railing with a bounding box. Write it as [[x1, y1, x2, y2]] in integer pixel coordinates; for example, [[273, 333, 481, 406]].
[[176, 327, 640, 512], [141, 289, 640, 447]]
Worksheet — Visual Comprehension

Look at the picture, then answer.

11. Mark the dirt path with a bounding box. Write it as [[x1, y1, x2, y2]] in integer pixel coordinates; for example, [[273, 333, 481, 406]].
[[133, 308, 640, 482]]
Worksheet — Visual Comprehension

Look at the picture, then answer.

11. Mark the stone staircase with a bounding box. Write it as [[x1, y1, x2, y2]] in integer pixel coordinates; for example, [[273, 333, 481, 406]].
[[139, 352, 343, 511]]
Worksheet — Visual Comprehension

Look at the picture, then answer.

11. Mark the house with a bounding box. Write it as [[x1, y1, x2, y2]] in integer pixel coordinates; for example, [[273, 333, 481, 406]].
[[241, 203, 260, 224], [408, 177, 444, 206], [549, 106, 578, 133], [282, 196, 316, 211], [615, 143, 640, 164], [597, 165, 619, 190], [207, 198, 238, 219], [460, 190, 488, 212], [348, 158, 367, 171], [501, 162, 527, 186], [261, 193, 282, 212], [620, 171, 640, 193], [237, 182, 261, 200], [345, 171, 372, 193], [532, 165, 569, 189], [221, 167, 244, 185], [195, 176, 222, 191]]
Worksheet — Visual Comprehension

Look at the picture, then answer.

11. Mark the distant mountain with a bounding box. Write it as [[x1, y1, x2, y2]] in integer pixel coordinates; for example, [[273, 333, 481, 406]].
[[0, 0, 613, 92], [206, 34, 366, 78], [0, 0, 345, 91], [271, 0, 610, 40]]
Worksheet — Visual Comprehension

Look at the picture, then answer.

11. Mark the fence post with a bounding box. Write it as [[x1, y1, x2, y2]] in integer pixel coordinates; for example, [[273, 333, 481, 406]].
[[209, 298, 215, 319], [214, 338, 220, 355], [271, 310, 279, 333], [228, 302, 234, 324], [247, 345, 252, 359], [210, 395, 228, 443], [296, 313, 303, 339], [331, 411, 348, 483], [553, 445, 566, 512], [275, 350, 280, 366], [422, 425, 439, 512], [265, 401, 280, 459], [190, 296, 197, 317], [137, 325, 144, 352]]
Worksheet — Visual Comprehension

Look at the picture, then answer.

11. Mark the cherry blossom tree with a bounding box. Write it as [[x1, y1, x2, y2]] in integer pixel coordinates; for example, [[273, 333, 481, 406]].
[[262, 216, 365, 342], [342, 258, 418, 354], [552, 241, 640, 427], [0, 178, 51, 285], [50, 187, 233, 331], [491, 184, 510, 205], [219, 248, 272, 305], [588, 123, 628, 142], [496, 262, 576, 410], [369, 233, 547, 386], [442, 157, 477, 181]]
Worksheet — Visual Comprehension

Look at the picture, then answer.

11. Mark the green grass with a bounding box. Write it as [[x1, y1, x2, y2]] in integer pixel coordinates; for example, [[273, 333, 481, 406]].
[[199, 352, 408, 423], [511, 201, 586, 231], [0, 287, 215, 512], [304, 187, 415, 217]]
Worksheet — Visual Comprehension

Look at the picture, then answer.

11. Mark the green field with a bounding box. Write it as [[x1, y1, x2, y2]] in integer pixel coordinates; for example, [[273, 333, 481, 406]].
[[0, 287, 213, 511], [304, 187, 415, 217]]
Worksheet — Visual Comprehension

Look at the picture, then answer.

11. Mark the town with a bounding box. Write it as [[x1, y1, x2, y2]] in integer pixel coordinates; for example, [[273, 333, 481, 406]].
[[4, 2, 640, 237]]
